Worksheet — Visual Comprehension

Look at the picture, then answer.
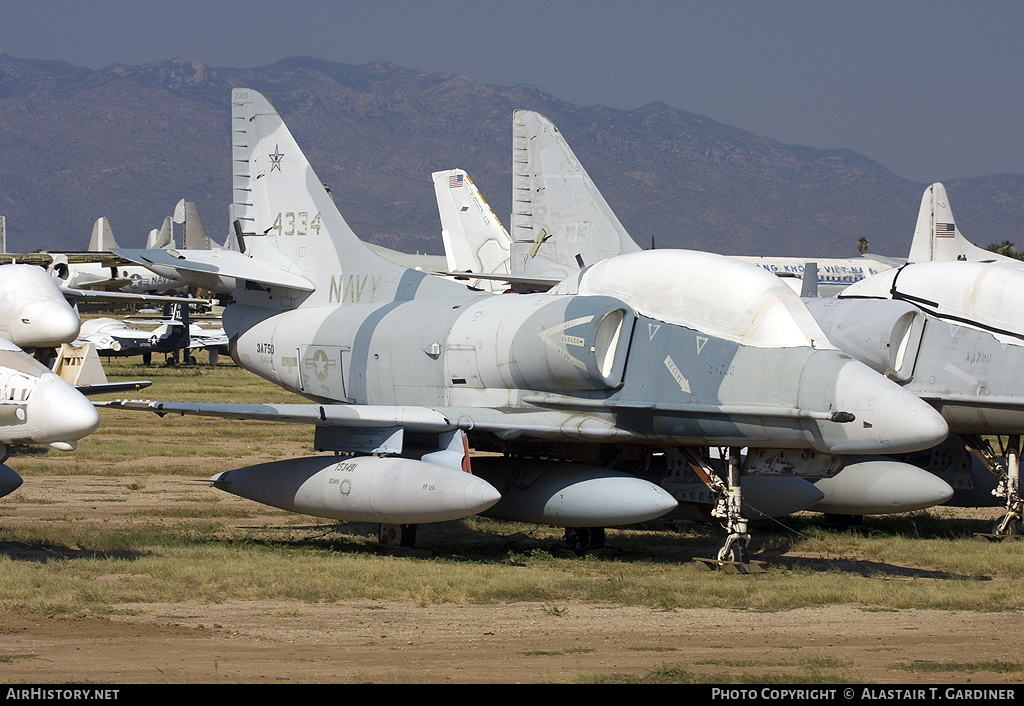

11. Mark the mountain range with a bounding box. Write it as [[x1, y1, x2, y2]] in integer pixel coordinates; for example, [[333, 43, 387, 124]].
[[1, 52, 1022, 260]]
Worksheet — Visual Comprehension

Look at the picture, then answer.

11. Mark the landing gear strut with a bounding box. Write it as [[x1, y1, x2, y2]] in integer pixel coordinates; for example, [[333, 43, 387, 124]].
[[679, 447, 764, 573], [564, 526, 605, 553], [714, 448, 751, 564], [970, 435, 1024, 542], [993, 435, 1024, 538]]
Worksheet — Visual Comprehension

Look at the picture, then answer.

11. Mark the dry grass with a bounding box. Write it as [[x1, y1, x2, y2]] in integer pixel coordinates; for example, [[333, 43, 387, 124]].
[[2, 359, 1023, 617]]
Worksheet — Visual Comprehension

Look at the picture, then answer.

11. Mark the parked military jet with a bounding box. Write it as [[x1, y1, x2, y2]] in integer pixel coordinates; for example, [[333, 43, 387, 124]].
[[0, 334, 102, 496], [75, 302, 200, 365], [428, 112, 956, 521], [0, 263, 82, 352], [105, 89, 947, 563], [812, 259, 1024, 534]]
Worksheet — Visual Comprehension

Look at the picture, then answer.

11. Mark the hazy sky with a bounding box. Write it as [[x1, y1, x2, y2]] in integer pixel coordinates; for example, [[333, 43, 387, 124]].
[[1, 1, 1021, 183]]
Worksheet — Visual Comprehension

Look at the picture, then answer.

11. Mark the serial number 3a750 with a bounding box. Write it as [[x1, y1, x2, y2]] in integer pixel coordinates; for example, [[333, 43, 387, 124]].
[[270, 211, 322, 236]]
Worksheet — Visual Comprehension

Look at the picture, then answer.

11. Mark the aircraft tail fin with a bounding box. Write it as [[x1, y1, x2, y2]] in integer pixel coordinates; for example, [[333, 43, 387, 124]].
[[229, 88, 462, 307], [53, 342, 109, 386], [147, 217, 174, 249], [433, 168, 512, 292], [88, 217, 119, 252], [510, 111, 641, 280], [800, 262, 819, 298], [907, 183, 1019, 266], [164, 301, 192, 351], [182, 202, 213, 250]]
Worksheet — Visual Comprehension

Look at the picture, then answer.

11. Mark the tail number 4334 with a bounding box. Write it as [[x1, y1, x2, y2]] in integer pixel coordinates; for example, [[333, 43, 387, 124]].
[[270, 211, 322, 236]]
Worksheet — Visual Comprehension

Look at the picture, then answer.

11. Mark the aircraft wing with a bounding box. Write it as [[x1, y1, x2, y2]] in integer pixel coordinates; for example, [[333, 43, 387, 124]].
[[187, 334, 229, 349], [916, 392, 1024, 410], [100, 400, 456, 427], [0, 252, 131, 267], [77, 381, 152, 396], [96, 400, 637, 450], [97, 397, 857, 449], [113, 248, 314, 292], [61, 287, 210, 306]]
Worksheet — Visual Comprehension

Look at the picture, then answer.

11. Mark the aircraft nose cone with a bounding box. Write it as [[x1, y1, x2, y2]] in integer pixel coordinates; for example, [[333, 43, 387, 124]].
[[16, 301, 81, 348], [801, 352, 948, 455], [28, 374, 100, 444], [0, 464, 23, 498], [871, 381, 950, 454], [464, 474, 503, 515]]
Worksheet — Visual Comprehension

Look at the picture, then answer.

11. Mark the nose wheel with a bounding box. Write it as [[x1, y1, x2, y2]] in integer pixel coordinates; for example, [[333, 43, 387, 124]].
[[716, 523, 750, 565]]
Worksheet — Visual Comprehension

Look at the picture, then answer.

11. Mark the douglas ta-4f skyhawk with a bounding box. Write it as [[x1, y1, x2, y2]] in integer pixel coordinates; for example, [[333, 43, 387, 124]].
[[105, 89, 948, 564]]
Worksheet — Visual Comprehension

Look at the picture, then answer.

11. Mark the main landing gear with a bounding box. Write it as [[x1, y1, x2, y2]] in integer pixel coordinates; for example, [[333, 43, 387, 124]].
[[564, 526, 606, 553], [972, 435, 1024, 542], [378, 523, 417, 548]]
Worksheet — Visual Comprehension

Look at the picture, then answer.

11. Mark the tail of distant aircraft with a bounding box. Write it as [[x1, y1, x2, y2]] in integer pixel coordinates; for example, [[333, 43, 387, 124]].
[[432, 168, 512, 292], [88, 217, 119, 252], [510, 110, 641, 279], [907, 182, 1022, 267], [147, 217, 174, 249], [175, 199, 214, 250]]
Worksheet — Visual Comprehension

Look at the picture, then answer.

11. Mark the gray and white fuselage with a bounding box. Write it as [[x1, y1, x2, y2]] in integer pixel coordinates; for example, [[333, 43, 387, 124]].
[[226, 248, 946, 457]]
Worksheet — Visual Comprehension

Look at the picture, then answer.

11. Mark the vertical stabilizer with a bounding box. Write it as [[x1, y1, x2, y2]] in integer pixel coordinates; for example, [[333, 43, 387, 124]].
[[800, 263, 819, 298], [147, 217, 174, 250], [433, 168, 511, 292], [908, 183, 1023, 267], [173, 198, 186, 225], [182, 202, 213, 250], [88, 217, 119, 252], [510, 111, 641, 279], [54, 342, 109, 386], [229, 88, 463, 307]]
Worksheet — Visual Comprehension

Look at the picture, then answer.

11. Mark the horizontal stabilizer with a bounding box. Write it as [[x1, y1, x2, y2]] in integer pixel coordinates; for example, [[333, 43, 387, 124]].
[[437, 270, 561, 291], [113, 248, 314, 293]]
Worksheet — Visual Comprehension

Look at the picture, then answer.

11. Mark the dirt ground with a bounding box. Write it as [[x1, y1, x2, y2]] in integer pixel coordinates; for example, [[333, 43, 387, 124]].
[[1, 474, 1022, 685]]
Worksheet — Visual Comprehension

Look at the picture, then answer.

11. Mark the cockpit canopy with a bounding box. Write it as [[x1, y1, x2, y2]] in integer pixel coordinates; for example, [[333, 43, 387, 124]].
[[842, 261, 1024, 345], [557, 250, 832, 349]]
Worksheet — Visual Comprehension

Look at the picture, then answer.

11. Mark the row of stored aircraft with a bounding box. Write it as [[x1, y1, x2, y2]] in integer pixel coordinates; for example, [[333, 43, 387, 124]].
[[0, 214, 217, 497], [93, 88, 1024, 566]]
